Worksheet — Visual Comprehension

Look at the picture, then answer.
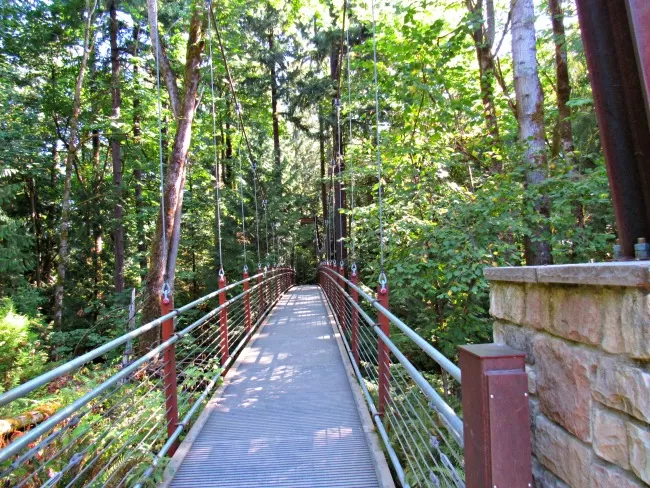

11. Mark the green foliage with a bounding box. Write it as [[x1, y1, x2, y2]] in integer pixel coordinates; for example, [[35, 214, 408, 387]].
[[0, 298, 47, 392]]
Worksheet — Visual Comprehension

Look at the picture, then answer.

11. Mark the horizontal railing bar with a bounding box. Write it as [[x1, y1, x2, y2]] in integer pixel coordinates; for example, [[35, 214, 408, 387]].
[[320, 265, 462, 382], [0, 272, 293, 463], [320, 270, 464, 442], [0, 271, 269, 407], [320, 285, 409, 488], [135, 275, 292, 487]]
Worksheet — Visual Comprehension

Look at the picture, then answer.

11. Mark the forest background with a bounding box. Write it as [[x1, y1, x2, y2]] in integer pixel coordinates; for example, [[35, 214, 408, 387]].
[[0, 0, 612, 391]]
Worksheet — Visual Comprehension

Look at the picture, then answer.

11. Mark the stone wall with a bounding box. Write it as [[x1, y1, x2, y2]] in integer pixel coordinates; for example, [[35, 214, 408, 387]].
[[485, 262, 650, 488]]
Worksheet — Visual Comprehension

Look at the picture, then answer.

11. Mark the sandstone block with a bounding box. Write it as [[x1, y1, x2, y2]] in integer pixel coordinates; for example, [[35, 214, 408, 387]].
[[532, 457, 569, 488], [593, 407, 629, 469], [547, 287, 603, 345], [618, 290, 650, 359], [535, 336, 595, 441], [493, 321, 536, 364], [590, 463, 646, 488], [535, 415, 592, 488], [526, 364, 538, 395], [523, 284, 549, 329], [490, 283, 525, 324], [593, 357, 650, 423], [627, 422, 650, 484]]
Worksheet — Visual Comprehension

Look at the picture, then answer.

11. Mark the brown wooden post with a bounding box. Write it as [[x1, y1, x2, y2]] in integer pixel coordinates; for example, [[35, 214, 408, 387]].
[[350, 265, 359, 365], [459, 344, 532, 488], [218, 271, 229, 365], [160, 287, 179, 455], [377, 280, 390, 416], [243, 268, 251, 333]]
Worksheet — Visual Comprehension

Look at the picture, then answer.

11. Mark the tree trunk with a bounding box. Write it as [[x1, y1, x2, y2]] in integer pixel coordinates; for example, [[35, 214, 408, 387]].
[[109, 0, 124, 294], [319, 108, 329, 260], [140, 1, 205, 352], [466, 0, 500, 172], [549, 0, 573, 158], [26, 177, 42, 288], [53, 0, 96, 331], [268, 31, 281, 168], [132, 24, 147, 281], [330, 45, 346, 263], [511, 0, 552, 265]]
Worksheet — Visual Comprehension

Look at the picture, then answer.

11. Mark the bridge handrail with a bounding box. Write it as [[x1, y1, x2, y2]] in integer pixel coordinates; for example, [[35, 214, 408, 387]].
[[0, 268, 295, 486], [318, 265, 463, 442], [0, 272, 264, 407], [319, 266, 462, 382]]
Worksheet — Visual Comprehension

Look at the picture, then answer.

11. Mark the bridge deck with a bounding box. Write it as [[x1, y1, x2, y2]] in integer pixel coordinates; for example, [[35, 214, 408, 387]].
[[166, 285, 386, 488]]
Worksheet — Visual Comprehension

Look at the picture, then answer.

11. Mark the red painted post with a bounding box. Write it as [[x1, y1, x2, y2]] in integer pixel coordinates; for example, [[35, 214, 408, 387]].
[[377, 280, 390, 417], [351, 266, 359, 366], [257, 268, 263, 317], [338, 264, 346, 331], [244, 268, 251, 333], [459, 344, 532, 487], [218, 271, 229, 365], [160, 287, 179, 455]]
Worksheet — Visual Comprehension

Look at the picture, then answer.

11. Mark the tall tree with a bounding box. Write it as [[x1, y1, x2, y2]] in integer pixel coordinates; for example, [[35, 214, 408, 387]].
[[140, 0, 206, 350], [511, 0, 552, 265], [109, 0, 124, 294], [268, 30, 281, 167], [465, 0, 501, 172], [53, 0, 96, 331], [548, 0, 574, 159]]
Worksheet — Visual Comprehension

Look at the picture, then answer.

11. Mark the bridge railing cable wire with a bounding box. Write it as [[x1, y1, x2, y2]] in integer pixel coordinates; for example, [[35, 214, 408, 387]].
[[319, 265, 465, 488], [0, 268, 295, 488]]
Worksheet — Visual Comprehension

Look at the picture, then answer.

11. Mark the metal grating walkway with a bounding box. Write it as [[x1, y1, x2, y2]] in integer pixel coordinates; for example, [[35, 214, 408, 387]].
[[167, 285, 382, 488]]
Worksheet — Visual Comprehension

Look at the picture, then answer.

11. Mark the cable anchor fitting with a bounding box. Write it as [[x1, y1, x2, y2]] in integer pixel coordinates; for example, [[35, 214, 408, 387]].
[[218, 267, 226, 282], [161, 280, 171, 305], [351, 262, 358, 277], [378, 271, 388, 294], [243, 264, 249, 273]]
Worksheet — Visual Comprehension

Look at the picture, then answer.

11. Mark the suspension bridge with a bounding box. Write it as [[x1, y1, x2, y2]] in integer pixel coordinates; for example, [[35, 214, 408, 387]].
[[0, 263, 535, 488]]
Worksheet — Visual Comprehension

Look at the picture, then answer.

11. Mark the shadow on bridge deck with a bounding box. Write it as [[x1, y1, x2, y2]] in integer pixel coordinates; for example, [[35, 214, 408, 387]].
[[163, 285, 392, 488]]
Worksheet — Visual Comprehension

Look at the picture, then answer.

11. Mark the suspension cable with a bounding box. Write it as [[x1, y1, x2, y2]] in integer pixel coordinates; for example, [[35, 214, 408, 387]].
[[371, 0, 386, 280], [263, 198, 270, 264], [151, 0, 168, 284], [345, 3, 355, 264], [206, 0, 255, 166], [252, 162, 262, 268], [236, 142, 247, 271], [335, 98, 344, 267], [206, 6, 224, 270]]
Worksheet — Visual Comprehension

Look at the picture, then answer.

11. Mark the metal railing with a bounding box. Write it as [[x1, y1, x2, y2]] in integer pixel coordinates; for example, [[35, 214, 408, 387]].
[[318, 264, 465, 488], [0, 267, 294, 488]]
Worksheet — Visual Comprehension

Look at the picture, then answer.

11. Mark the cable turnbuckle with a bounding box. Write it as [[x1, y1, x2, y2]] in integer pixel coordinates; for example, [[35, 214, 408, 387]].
[[218, 267, 226, 282], [339, 260, 344, 269], [378, 271, 388, 294], [351, 262, 358, 276], [161, 281, 171, 305], [243, 264, 249, 273]]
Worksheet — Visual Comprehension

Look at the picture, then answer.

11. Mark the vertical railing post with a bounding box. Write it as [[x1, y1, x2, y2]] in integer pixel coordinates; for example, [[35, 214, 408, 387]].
[[160, 285, 179, 455], [338, 263, 346, 331], [351, 265, 359, 366], [218, 271, 229, 365], [244, 268, 251, 333], [377, 279, 390, 417], [459, 344, 532, 487], [257, 267, 263, 317]]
